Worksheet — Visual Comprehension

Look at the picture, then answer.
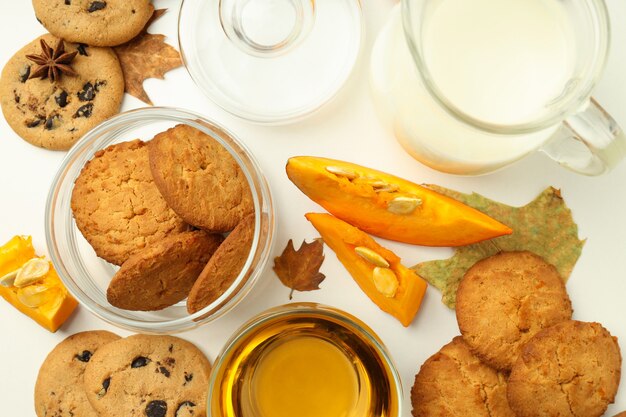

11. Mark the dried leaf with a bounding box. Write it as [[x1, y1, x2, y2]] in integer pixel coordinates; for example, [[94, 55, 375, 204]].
[[145, 9, 167, 30], [413, 186, 585, 309], [273, 239, 326, 299], [113, 9, 182, 105]]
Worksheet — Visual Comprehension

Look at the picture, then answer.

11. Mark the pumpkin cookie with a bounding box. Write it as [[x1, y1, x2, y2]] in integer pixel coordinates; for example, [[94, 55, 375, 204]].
[[83, 334, 211, 417], [148, 124, 254, 233], [107, 230, 223, 311], [34, 330, 120, 417], [187, 213, 255, 314], [508, 320, 621, 417], [456, 251, 573, 371], [33, 0, 153, 47], [411, 336, 515, 417], [71, 139, 190, 266], [0, 34, 123, 150]]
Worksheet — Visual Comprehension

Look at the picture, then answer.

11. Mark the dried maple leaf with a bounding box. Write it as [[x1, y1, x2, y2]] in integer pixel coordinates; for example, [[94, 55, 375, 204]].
[[413, 186, 585, 309], [114, 9, 182, 105], [273, 239, 326, 299]]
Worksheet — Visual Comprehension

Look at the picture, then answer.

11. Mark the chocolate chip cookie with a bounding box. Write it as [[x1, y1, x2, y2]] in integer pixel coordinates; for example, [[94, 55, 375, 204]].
[[0, 34, 123, 150], [148, 124, 254, 233], [34, 330, 121, 417], [411, 336, 515, 417], [508, 320, 621, 417], [71, 139, 190, 266], [83, 334, 211, 417], [456, 251, 573, 371], [187, 213, 255, 314], [107, 230, 224, 311], [33, 0, 154, 47]]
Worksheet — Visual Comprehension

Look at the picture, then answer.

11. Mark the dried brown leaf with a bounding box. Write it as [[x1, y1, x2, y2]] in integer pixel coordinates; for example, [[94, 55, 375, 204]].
[[273, 239, 326, 299], [113, 9, 182, 105]]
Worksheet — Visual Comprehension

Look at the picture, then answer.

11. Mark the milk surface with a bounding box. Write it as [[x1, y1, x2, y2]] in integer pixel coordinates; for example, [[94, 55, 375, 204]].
[[423, 0, 576, 125], [370, 2, 577, 174]]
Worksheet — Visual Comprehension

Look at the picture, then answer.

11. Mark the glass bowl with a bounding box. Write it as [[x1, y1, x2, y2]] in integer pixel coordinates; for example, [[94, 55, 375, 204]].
[[208, 303, 403, 417], [45, 107, 275, 333], [178, 0, 364, 124]]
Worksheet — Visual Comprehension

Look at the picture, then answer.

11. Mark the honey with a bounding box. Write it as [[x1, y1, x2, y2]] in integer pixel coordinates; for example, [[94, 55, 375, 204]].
[[209, 305, 400, 417], [251, 337, 358, 417]]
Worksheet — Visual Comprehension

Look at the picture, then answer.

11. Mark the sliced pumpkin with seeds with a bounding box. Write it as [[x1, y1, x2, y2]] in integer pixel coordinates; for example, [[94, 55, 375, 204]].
[[306, 213, 427, 327], [287, 156, 512, 246]]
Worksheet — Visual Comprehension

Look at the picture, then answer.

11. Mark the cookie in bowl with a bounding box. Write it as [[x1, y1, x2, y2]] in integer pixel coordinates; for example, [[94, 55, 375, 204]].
[[148, 123, 254, 233], [71, 139, 190, 266], [107, 230, 223, 311]]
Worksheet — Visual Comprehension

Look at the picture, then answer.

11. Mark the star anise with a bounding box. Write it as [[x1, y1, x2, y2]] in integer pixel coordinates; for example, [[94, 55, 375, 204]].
[[26, 39, 78, 82]]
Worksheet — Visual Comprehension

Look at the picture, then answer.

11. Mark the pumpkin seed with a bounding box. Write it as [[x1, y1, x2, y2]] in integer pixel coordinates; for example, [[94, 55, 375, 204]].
[[326, 166, 358, 180], [13, 258, 49, 288], [0, 269, 20, 287], [374, 184, 400, 193], [387, 196, 422, 215], [372, 267, 399, 298], [364, 179, 399, 193], [354, 247, 390, 268]]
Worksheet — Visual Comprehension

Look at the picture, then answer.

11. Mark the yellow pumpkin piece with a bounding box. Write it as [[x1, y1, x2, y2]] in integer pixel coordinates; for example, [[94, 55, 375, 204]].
[[306, 213, 427, 327], [0, 235, 35, 276], [0, 236, 78, 332], [287, 156, 512, 246]]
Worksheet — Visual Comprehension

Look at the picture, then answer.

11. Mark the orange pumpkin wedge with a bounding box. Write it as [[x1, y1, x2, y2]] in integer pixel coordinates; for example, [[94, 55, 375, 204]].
[[306, 213, 427, 327], [0, 236, 78, 332], [287, 156, 511, 246]]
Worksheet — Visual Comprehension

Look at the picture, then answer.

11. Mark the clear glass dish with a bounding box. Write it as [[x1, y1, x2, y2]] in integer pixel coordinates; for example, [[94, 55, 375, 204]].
[[178, 0, 364, 124], [207, 303, 403, 417], [45, 107, 275, 333]]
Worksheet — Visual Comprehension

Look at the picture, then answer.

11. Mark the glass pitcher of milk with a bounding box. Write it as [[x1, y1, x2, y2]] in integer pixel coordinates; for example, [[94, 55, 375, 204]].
[[371, 0, 626, 175]]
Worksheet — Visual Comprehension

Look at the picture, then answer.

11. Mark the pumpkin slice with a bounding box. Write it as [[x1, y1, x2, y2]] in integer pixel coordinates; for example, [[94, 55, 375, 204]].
[[287, 156, 512, 246], [306, 213, 427, 327], [0, 236, 78, 332]]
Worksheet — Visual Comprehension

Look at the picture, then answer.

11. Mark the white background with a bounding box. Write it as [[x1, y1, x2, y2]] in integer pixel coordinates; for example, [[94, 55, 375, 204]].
[[1, 0, 626, 415]]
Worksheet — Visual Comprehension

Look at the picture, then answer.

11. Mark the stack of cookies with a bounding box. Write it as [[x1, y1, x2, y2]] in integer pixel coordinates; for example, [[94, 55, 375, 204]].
[[0, 1, 154, 150], [71, 124, 256, 314], [34, 330, 211, 417], [411, 251, 622, 417]]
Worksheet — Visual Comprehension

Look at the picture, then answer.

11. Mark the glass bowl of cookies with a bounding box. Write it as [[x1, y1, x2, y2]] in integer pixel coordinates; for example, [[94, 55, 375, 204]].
[[45, 107, 275, 333]]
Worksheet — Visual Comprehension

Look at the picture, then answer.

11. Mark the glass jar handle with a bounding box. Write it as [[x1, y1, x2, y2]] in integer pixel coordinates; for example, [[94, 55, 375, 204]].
[[540, 98, 626, 175]]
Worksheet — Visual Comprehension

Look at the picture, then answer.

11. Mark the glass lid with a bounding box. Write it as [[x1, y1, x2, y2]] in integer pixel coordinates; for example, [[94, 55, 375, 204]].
[[178, 0, 363, 124]]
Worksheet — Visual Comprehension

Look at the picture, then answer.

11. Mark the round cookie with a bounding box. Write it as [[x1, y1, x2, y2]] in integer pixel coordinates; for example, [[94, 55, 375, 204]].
[[83, 334, 211, 417], [187, 213, 255, 314], [148, 124, 254, 233], [411, 336, 515, 417], [107, 230, 224, 311], [33, 0, 154, 47], [34, 330, 120, 417], [0, 34, 123, 150], [456, 251, 573, 371], [508, 320, 621, 417], [71, 139, 190, 266]]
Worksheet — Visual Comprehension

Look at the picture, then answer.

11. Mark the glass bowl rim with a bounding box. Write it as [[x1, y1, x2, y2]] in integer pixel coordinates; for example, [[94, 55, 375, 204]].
[[206, 302, 404, 416], [44, 106, 276, 333]]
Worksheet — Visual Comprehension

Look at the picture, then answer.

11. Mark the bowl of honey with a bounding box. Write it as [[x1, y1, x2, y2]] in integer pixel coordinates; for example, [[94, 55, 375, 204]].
[[208, 303, 402, 417]]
